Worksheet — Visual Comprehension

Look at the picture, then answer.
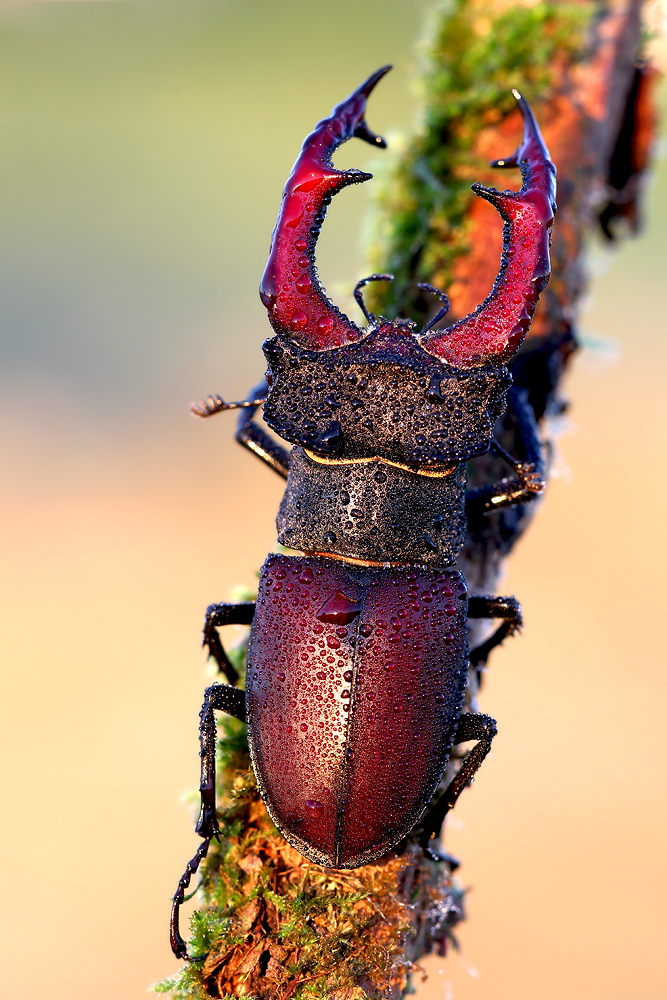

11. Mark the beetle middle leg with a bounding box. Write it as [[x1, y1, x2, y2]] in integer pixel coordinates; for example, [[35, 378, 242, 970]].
[[170, 681, 247, 960], [467, 595, 522, 670], [203, 600, 255, 683], [419, 712, 498, 855]]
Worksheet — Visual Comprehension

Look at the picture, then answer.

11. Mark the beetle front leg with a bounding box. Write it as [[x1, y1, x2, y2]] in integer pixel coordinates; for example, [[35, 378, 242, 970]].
[[235, 379, 290, 479], [203, 600, 256, 683], [467, 595, 522, 670], [465, 386, 545, 518], [192, 377, 290, 479], [419, 712, 498, 855], [170, 682, 247, 960]]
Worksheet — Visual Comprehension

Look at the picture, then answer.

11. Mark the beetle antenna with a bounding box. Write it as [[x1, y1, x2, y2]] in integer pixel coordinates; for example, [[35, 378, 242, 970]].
[[191, 394, 268, 418], [353, 273, 395, 323], [417, 283, 451, 334]]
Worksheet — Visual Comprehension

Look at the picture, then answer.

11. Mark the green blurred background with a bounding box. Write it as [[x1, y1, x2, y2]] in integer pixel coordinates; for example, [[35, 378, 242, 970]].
[[1, 2, 665, 998]]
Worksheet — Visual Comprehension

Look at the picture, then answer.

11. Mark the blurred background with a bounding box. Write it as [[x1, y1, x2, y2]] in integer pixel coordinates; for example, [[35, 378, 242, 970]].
[[0, 2, 665, 998]]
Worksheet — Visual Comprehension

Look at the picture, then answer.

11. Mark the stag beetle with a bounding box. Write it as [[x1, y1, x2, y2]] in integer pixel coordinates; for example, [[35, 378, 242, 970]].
[[171, 66, 556, 960]]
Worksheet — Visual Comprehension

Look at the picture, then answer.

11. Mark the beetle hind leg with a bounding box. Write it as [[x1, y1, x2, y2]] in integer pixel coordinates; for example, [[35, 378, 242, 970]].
[[418, 712, 497, 857], [170, 838, 211, 961], [170, 682, 247, 960], [196, 684, 246, 839]]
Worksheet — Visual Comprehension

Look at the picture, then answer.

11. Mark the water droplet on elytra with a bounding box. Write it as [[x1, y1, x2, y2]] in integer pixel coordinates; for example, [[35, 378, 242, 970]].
[[316, 590, 361, 625]]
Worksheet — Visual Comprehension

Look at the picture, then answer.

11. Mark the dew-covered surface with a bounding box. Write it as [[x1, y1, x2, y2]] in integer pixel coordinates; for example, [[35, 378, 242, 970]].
[[3, 3, 666, 999], [258, 64, 556, 375], [246, 554, 468, 867], [263, 327, 509, 464], [424, 191, 552, 367], [277, 447, 467, 565]]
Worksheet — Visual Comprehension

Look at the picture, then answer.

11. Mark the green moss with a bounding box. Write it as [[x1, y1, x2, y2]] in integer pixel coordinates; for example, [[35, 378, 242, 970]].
[[154, 740, 423, 999], [364, 0, 592, 321]]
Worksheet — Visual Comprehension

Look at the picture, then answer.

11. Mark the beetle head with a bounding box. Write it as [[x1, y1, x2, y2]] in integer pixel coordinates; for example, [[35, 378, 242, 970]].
[[263, 326, 510, 465], [260, 70, 556, 467]]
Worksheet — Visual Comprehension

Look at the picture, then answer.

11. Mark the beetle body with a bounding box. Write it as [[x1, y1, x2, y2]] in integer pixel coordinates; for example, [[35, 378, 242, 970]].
[[247, 555, 467, 868], [171, 66, 556, 958]]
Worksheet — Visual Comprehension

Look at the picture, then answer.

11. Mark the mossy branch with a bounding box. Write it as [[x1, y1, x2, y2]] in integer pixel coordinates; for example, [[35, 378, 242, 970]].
[[363, 0, 591, 324]]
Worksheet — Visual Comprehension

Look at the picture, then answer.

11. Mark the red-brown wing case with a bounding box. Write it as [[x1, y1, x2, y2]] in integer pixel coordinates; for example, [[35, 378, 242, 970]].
[[246, 554, 468, 867]]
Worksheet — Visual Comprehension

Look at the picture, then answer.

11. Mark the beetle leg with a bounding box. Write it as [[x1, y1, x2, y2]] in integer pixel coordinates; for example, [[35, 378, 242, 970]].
[[465, 386, 545, 518], [467, 595, 522, 670], [197, 684, 246, 852], [170, 838, 211, 961], [203, 600, 256, 683], [197, 684, 246, 840], [235, 379, 290, 479], [192, 377, 290, 479], [419, 712, 498, 853], [170, 682, 247, 961]]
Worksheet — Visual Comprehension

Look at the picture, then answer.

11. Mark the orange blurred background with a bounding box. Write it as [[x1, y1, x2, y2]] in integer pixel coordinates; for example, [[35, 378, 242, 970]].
[[0, 2, 665, 998]]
